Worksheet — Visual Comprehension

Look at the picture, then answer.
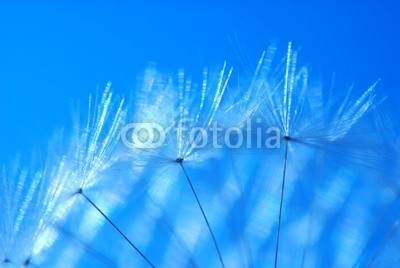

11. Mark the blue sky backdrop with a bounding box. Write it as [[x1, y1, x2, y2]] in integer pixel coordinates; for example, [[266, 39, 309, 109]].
[[1, 1, 399, 159]]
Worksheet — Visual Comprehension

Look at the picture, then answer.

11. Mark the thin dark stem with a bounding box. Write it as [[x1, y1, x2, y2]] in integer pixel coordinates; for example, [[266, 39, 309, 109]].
[[79, 191, 155, 268], [274, 140, 289, 268], [57, 225, 118, 267], [146, 194, 199, 268], [353, 194, 400, 267], [366, 222, 399, 267], [178, 163, 226, 268]]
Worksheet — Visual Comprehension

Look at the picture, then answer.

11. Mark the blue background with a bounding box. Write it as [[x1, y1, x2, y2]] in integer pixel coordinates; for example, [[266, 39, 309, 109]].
[[1, 1, 399, 160], [1, 1, 400, 267]]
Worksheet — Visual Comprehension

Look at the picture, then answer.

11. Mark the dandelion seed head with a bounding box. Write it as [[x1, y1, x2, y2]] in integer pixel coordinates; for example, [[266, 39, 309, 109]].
[[0, 154, 65, 266], [126, 64, 235, 169], [256, 43, 377, 147], [63, 84, 126, 193]]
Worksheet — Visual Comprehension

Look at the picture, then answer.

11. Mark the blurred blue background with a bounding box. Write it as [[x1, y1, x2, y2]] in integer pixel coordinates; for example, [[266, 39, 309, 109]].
[[1, 1, 399, 160], [1, 1, 400, 267]]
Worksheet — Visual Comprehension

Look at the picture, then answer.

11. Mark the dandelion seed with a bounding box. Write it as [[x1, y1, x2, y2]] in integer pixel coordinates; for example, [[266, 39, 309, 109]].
[[78, 188, 155, 268], [49, 84, 155, 267], [65, 82, 126, 193], [123, 65, 236, 267], [2, 40, 396, 267], [0, 152, 65, 266], [242, 42, 379, 267]]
